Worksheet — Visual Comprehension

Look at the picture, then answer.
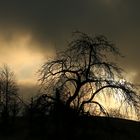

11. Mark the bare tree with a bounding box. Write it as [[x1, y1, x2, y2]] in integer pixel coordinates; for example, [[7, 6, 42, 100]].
[[0, 65, 19, 120], [39, 32, 140, 117]]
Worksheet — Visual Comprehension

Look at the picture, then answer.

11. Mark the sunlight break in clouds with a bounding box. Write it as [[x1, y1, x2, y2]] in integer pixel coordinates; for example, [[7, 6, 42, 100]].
[[0, 33, 54, 85]]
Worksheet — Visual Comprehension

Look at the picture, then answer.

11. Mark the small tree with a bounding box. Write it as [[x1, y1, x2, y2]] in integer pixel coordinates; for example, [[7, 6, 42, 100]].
[[39, 32, 140, 118], [0, 65, 19, 120]]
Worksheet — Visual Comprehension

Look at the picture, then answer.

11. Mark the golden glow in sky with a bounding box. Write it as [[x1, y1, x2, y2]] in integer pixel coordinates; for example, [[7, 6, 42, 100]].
[[0, 33, 54, 85]]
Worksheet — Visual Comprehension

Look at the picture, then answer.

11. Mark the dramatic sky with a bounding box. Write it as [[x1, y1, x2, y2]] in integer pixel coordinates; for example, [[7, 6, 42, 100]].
[[0, 0, 140, 99]]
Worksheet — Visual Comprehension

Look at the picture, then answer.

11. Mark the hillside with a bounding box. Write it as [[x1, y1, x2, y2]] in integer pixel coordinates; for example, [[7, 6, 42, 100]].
[[0, 116, 139, 140]]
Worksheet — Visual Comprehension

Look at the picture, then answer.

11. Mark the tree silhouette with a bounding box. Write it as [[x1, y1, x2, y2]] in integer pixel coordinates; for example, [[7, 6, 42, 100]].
[[39, 32, 140, 117], [0, 65, 19, 121]]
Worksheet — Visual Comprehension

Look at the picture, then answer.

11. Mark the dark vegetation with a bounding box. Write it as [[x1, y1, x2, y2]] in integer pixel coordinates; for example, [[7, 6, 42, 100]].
[[0, 32, 140, 140]]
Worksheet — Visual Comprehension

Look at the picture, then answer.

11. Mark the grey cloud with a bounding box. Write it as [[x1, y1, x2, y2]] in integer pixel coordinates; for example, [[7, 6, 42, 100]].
[[0, 0, 139, 44]]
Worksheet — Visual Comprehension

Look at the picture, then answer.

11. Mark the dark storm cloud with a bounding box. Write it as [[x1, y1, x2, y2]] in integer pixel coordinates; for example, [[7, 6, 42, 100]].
[[0, 0, 139, 43], [0, 1, 139, 42], [0, 0, 140, 82], [0, 0, 90, 47]]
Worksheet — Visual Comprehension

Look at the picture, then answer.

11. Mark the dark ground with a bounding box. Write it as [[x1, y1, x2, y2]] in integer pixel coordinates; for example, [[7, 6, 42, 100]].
[[0, 115, 139, 140]]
